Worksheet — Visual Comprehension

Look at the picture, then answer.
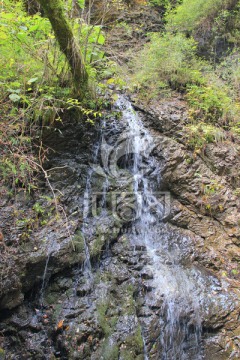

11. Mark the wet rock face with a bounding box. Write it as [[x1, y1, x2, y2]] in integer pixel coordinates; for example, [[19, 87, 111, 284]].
[[0, 99, 240, 359], [0, 115, 104, 310], [1, 224, 238, 359], [132, 95, 240, 358]]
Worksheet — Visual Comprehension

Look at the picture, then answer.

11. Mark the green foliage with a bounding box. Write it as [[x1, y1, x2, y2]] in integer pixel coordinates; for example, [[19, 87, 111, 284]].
[[216, 52, 240, 99], [0, 127, 38, 191], [13, 196, 56, 243], [131, 0, 240, 142], [203, 179, 223, 196], [186, 83, 240, 128], [65, 98, 102, 123], [75, 23, 105, 63], [132, 33, 204, 94], [187, 84, 238, 124], [77, 0, 86, 9], [0, 1, 53, 84], [166, 0, 240, 53], [186, 123, 226, 150], [97, 300, 113, 336], [166, 0, 228, 32], [99, 340, 119, 360], [0, 0, 107, 194], [232, 122, 240, 136], [32, 202, 45, 216], [0, 0, 106, 92]]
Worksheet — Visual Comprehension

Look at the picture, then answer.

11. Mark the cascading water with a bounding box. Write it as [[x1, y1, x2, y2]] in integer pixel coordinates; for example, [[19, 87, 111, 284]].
[[113, 96, 203, 359], [2, 94, 237, 360], [33, 95, 231, 360]]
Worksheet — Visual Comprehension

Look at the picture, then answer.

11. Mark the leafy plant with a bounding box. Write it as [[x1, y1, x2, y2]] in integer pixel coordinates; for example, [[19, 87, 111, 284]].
[[166, 0, 240, 61], [0, 122, 39, 192], [132, 32, 204, 95], [166, 0, 230, 33], [186, 84, 237, 125], [186, 123, 226, 150]]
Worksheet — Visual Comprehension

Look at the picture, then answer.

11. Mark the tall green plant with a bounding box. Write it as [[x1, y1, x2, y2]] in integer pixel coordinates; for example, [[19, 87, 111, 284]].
[[132, 33, 204, 92], [187, 84, 238, 125]]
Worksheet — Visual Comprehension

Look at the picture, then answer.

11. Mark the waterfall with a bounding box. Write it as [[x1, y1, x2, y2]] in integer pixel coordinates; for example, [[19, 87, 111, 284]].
[[4, 95, 236, 360], [112, 96, 203, 359]]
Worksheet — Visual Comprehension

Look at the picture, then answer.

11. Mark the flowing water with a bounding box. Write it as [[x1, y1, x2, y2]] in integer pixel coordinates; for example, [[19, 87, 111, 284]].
[[36, 95, 228, 359], [112, 96, 203, 359], [3, 94, 237, 360]]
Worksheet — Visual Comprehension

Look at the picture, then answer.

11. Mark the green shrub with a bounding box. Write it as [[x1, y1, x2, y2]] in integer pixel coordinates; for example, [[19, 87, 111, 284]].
[[166, 0, 232, 32], [165, 0, 240, 63], [216, 52, 240, 99], [186, 84, 237, 124], [132, 33, 204, 93], [186, 123, 226, 149], [0, 0, 106, 91], [232, 122, 240, 136]]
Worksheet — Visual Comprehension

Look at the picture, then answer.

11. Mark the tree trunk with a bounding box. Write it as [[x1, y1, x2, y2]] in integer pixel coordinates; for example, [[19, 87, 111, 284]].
[[37, 0, 88, 98]]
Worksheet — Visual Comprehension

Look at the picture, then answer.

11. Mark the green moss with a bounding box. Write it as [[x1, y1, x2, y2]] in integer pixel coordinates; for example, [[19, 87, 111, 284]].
[[96, 301, 112, 336], [121, 326, 144, 360], [121, 284, 136, 315], [94, 270, 115, 285], [134, 326, 144, 350], [126, 326, 144, 352], [90, 233, 106, 258], [52, 303, 63, 322], [45, 292, 59, 305], [100, 339, 119, 360], [121, 350, 135, 360], [71, 231, 85, 253], [90, 221, 120, 258]]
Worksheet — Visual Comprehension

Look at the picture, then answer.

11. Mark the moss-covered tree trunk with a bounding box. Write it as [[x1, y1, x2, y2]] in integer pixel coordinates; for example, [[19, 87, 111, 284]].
[[37, 0, 88, 98]]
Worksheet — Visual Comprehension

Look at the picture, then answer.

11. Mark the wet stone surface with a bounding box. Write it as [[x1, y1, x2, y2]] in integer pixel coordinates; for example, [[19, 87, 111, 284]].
[[0, 97, 239, 359]]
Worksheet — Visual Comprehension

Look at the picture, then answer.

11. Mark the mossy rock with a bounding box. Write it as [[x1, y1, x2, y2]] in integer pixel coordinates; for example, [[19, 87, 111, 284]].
[[121, 326, 144, 359], [0, 348, 5, 360], [71, 231, 85, 253], [99, 339, 119, 360], [45, 292, 60, 305], [90, 233, 106, 258]]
